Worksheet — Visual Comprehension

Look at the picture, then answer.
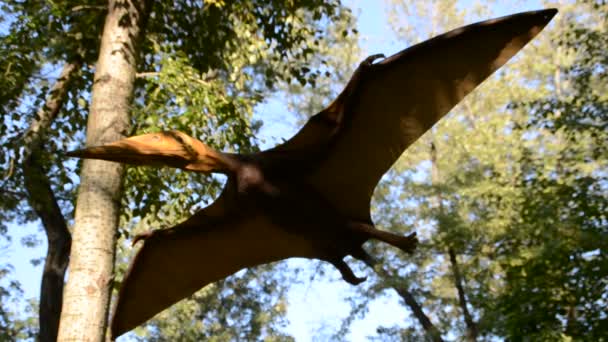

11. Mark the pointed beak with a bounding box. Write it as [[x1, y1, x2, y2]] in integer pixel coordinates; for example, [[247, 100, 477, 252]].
[[66, 132, 196, 168]]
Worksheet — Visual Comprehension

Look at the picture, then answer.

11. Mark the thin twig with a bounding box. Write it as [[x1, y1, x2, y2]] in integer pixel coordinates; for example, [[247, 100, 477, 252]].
[[135, 71, 159, 78], [72, 5, 107, 12], [3, 156, 15, 179]]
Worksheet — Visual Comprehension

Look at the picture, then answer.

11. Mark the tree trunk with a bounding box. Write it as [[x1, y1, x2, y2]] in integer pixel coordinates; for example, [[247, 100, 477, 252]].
[[363, 259, 444, 342], [56, 1, 149, 341], [393, 287, 445, 342], [430, 141, 478, 341], [22, 60, 81, 342], [448, 248, 478, 341]]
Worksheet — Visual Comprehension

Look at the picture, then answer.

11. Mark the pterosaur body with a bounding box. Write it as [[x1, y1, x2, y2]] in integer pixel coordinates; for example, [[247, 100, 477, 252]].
[[68, 9, 557, 338]]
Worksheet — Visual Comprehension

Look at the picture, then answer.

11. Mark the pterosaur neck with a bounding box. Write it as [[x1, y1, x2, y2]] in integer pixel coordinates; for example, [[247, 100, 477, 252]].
[[213, 152, 241, 174], [187, 148, 241, 175]]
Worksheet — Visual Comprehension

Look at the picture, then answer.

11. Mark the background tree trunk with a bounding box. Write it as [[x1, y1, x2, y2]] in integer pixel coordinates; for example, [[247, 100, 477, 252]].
[[394, 287, 445, 342], [22, 60, 80, 342], [447, 248, 478, 341], [363, 259, 445, 342], [57, 1, 149, 340], [430, 141, 478, 341]]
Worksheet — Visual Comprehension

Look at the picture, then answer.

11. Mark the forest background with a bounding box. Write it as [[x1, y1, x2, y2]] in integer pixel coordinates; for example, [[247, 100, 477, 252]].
[[0, 0, 605, 341]]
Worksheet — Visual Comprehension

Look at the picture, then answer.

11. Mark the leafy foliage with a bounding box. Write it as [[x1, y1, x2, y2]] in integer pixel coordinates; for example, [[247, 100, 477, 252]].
[[0, 263, 36, 340], [1, 0, 357, 338], [489, 2, 608, 339], [3, 0, 606, 340], [336, 1, 608, 340]]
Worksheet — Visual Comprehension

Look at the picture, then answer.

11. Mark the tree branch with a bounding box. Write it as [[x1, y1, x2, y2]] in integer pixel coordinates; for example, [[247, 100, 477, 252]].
[[135, 71, 159, 78], [21, 60, 81, 342], [3, 156, 15, 179], [71, 5, 107, 12], [0, 188, 27, 200], [431, 140, 478, 341], [448, 247, 478, 341], [135, 70, 218, 83], [363, 258, 445, 342]]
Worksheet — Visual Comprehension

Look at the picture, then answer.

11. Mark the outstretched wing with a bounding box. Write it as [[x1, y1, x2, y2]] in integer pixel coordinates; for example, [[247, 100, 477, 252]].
[[262, 54, 380, 161], [301, 9, 557, 220], [110, 183, 315, 338]]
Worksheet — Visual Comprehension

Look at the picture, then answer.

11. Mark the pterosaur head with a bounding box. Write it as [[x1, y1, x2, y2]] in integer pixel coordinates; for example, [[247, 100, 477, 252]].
[[67, 131, 233, 173]]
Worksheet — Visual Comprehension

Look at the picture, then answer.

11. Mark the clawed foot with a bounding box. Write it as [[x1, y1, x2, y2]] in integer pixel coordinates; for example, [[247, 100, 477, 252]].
[[323, 53, 386, 123], [329, 258, 367, 285], [132, 230, 159, 246], [393, 232, 418, 254], [360, 53, 385, 68]]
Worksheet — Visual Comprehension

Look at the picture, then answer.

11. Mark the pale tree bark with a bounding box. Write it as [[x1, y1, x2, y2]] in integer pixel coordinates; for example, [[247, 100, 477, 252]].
[[430, 141, 478, 341], [363, 259, 445, 342], [57, 1, 150, 341], [22, 60, 81, 342]]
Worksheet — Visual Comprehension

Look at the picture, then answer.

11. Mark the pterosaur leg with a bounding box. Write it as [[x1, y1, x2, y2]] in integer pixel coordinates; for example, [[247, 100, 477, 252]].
[[348, 222, 418, 254], [350, 246, 377, 267], [328, 258, 367, 285]]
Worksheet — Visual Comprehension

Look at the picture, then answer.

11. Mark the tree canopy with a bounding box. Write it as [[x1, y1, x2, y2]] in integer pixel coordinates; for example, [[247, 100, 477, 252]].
[[338, 1, 607, 340], [0, 0, 606, 341], [1, 0, 357, 340]]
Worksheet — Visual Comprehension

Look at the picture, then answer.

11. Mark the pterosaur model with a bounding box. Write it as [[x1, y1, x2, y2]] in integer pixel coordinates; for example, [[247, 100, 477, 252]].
[[68, 9, 556, 338]]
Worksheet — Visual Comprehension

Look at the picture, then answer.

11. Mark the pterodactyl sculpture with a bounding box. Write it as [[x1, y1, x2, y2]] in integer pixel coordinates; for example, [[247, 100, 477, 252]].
[[68, 9, 556, 338]]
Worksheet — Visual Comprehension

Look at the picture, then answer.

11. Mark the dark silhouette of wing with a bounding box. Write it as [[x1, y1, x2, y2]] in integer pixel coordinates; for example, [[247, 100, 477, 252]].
[[297, 9, 557, 220], [264, 55, 387, 163], [110, 182, 315, 338]]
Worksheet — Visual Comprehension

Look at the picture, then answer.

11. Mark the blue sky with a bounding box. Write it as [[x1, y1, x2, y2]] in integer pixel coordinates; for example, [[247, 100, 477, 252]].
[[3, 1, 547, 340]]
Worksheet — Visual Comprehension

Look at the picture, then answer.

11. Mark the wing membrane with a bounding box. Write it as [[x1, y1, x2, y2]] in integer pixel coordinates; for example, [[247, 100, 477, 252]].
[[110, 187, 315, 338], [305, 9, 557, 220]]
